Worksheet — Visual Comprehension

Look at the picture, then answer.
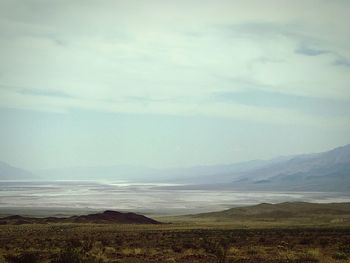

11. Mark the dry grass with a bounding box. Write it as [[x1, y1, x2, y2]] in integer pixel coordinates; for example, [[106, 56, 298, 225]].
[[1, 222, 350, 262]]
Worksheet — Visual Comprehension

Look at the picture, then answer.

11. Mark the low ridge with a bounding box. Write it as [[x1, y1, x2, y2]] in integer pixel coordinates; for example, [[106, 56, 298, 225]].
[[192, 202, 350, 221], [0, 210, 160, 225]]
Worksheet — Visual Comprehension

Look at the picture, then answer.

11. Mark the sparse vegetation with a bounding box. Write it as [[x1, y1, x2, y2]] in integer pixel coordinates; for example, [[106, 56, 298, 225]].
[[1, 203, 350, 262], [4, 252, 40, 263], [52, 247, 82, 263], [1, 224, 350, 262]]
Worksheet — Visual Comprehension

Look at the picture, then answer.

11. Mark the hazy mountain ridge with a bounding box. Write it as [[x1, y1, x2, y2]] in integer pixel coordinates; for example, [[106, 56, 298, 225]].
[[35, 165, 159, 181], [236, 144, 350, 181], [228, 144, 350, 191], [0, 161, 37, 180], [156, 144, 350, 191], [34, 158, 293, 183], [1, 144, 349, 192], [0, 157, 291, 182]]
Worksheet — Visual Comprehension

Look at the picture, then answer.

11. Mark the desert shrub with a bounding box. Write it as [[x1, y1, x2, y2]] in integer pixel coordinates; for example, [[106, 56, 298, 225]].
[[67, 238, 81, 248], [332, 243, 350, 260], [4, 252, 40, 263], [81, 239, 93, 252], [51, 247, 82, 263], [299, 238, 313, 245], [246, 246, 259, 256], [278, 250, 298, 261], [182, 241, 198, 249], [338, 243, 350, 254], [227, 246, 239, 255], [114, 239, 123, 246], [171, 244, 182, 253], [333, 251, 348, 260], [258, 237, 266, 243], [202, 239, 229, 263], [296, 249, 320, 262], [318, 238, 329, 247]]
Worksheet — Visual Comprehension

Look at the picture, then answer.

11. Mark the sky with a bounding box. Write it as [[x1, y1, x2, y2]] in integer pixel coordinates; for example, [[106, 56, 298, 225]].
[[0, 0, 349, 170]]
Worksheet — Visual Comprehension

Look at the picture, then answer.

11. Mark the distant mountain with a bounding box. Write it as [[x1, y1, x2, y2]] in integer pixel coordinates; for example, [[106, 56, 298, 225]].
[[0, 161, 37, 180], [3, 160, 271, 182], [35, 165, 159, 181], [2, 144, 349, 192], [155, 157, 294, 184], [0, 210, 160, 225], [34, 156, 296, 183], [228, 144, 350, 191], [155, 144, 350, 187], [157, 144, 350, 191], [192, 202, 350, 221]]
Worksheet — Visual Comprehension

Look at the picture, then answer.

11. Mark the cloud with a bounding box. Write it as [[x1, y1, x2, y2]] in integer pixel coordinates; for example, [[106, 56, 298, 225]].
[[226, 22, 302, 40], [214, 89, 350, 117], [18, 88, 74, 98], [0, 0, 349, 128], [295, 44, 330, 56], [333, 57, 350, 68], [0, 0, 350, 170]]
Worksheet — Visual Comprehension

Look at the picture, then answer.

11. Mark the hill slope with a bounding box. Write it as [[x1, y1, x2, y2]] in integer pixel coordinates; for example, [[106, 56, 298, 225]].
[[193, 202, 350, 221]]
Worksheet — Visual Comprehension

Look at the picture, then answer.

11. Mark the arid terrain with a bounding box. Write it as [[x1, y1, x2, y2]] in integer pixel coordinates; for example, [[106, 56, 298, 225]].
[[1, 202, 350, 263]]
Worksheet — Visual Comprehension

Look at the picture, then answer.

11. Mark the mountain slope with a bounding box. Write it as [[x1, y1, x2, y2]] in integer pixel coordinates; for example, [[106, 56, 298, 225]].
[[0, 161, 37, 180], [228, 144, 350, 191], [237, 144, 350, 180]]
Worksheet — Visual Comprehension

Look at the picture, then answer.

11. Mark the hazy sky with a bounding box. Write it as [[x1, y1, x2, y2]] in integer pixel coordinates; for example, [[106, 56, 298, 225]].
[[0, 0, 349, 170]]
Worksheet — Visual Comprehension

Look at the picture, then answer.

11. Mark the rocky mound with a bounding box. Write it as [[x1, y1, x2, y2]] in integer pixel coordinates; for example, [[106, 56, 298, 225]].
[[70, 210, 160, 224]]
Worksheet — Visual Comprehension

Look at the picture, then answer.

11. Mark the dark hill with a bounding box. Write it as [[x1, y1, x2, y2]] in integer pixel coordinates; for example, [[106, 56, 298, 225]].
[[70, 210, 159, 224], [0, 210, 160, 225]]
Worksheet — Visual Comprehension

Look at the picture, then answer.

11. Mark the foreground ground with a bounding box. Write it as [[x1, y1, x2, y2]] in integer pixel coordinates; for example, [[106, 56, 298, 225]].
[[0, 223, 350, 263], [1, 202, 350, 262]]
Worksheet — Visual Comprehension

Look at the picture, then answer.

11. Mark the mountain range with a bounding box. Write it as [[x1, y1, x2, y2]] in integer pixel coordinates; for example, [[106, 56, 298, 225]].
[[227, 144, 350, 191], [0, 161, 36, 180], [1, 144, 349, 192]]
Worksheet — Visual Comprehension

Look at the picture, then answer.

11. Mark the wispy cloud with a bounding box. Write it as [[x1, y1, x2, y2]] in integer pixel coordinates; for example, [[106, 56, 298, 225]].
[[333, 57, 350, 68], [214, 89, 350, 117], [0, 0, 349, 124], [18, 88, 74, 99], [295, 44, 330, 56], [227, 22, 301, 39]]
